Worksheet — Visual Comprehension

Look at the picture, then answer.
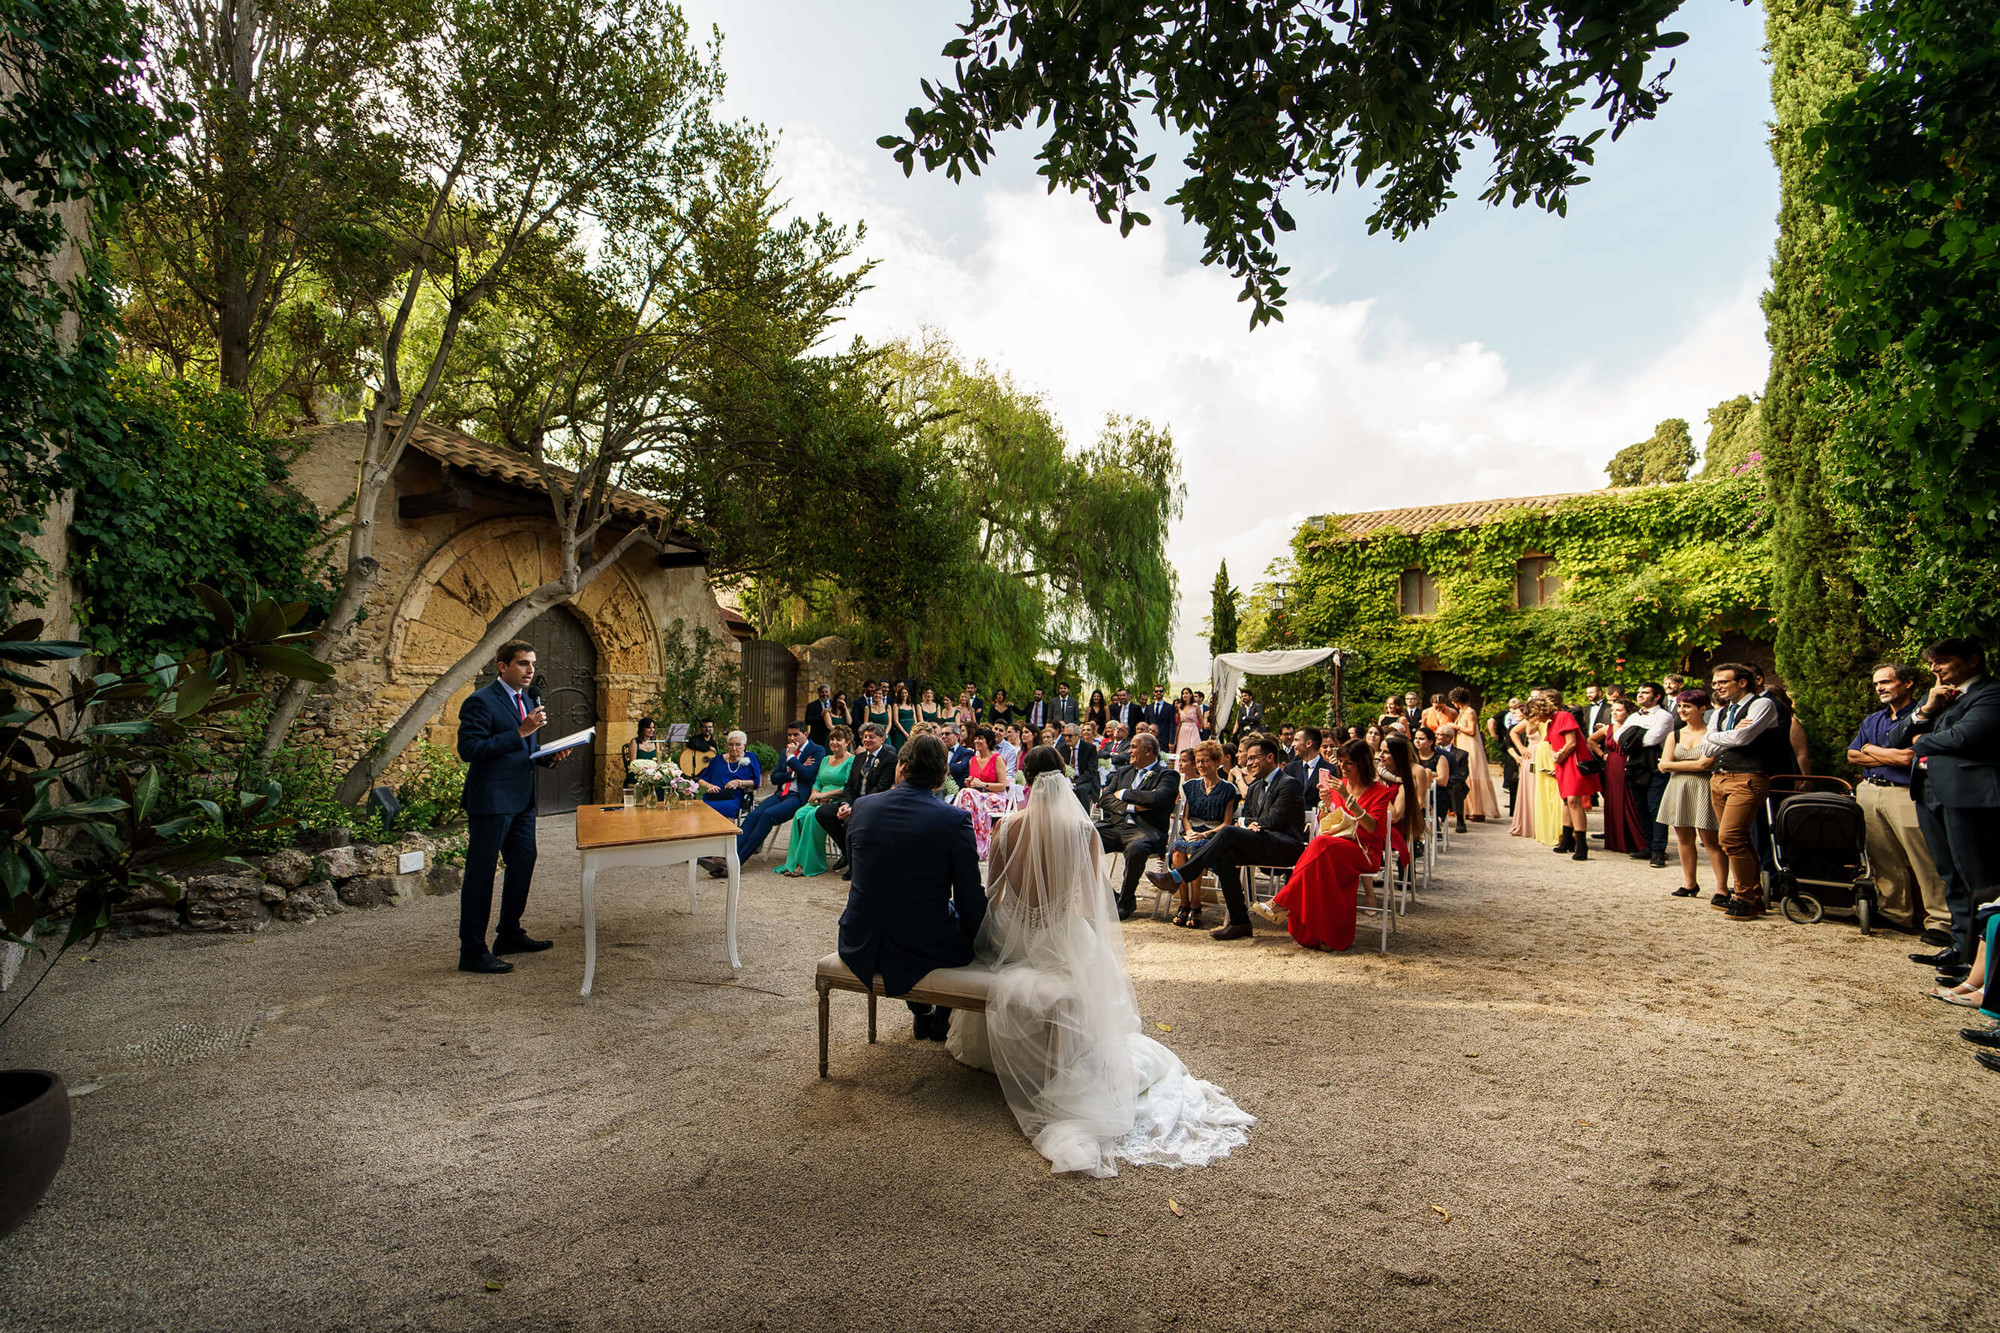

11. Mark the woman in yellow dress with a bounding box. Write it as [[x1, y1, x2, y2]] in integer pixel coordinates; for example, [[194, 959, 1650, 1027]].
[[1528, 697, 1563, 847]]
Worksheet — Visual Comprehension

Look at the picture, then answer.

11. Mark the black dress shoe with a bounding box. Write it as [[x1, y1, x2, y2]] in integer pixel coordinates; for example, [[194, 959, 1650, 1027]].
[[1210, 920, 1252, 941], [1145, 869, 1177, 892], [1117, 893, 1137, 921], [1937, 967, 1972, 986], [1921, 927, 1956, 948], [928, 1008, 951, 1042], [1960, 1027, 2000, 1049], [830, 855, 849, 872], [458, 952, 514, 974], [1911, 947, 1960, 967], [493, 933, 553, 954], [1627, 849, 1650, 860], [840, 866, 852, 881], [911, 1011, 934, 1040], [1976, 1051, 2000, 1074], [1648, 852, 1667, 868], [706, 861, 729, 879]]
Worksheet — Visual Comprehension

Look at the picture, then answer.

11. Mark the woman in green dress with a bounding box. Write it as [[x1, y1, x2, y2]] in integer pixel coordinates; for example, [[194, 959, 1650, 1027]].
[[779, 726, 853, 877], [917, 686, 944, 731], [865, 685, 892, 736], [890, 683, 918, 746]]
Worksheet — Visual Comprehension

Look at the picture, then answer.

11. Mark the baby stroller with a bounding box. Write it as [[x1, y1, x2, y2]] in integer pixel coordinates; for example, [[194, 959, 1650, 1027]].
[[1763, 775, 1875, 933]]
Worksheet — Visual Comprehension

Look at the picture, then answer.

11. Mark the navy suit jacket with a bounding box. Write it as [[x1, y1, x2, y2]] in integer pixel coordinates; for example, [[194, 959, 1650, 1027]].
[[770, 741, 825, 799], [1892, 675, 2000, 809], [838, 781, 985, 997], [946, 744, 974, 787], [457, 679, 543, 816]]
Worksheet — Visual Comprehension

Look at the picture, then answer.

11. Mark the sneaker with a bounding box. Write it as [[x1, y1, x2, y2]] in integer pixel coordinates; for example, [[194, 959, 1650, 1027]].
[[1724, 900, 1766, 922], [1709, 893, 1732, 910]]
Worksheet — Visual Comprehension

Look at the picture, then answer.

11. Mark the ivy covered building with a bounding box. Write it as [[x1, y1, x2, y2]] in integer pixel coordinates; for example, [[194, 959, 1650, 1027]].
[[1282, 471, 1775, 720]]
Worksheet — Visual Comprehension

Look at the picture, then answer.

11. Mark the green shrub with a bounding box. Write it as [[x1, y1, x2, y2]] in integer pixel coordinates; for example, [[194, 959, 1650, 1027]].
[[393, 738, 467, 832]]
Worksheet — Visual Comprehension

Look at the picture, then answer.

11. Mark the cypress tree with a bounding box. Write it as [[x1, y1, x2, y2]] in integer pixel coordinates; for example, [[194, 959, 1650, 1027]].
[[1208, 560, 1239, 657], [1760, 0, 1878, 761]]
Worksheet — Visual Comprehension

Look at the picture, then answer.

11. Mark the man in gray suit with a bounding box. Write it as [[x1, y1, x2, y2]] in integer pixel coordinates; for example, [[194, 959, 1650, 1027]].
[[1052, 682, 1080, 727]]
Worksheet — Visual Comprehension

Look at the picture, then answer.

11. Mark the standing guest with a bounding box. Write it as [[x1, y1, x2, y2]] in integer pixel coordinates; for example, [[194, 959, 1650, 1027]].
[[1059, 721, 1101, 810], [1583, 684, 1615, 736], [850, 681, 874, 732], [917, 686, 945, 730], [1889, 637, 2000, 972], [1659, 690, 1726, 899], [1596, 701, 1648, 855], [1148, 733, 1303, 940], [1448, 688, 1499, 822], [1701, 662, 1792, 920], [996, 723, 1022, 777], [695, 729, 762, 818], [1165, 739, 1241, 928], [778, 727, 853, 878], [707, 721, 821, 876], [830, 691, 852, 739], [1136, 684, 1169, 738], [1662, 673, 1687, 704], [954, 727, 1022, 859], [1231, 687, 1264, 741], [1630, 682, 1677, 868], [1193, 690, 1211, 737], [1106, 687, 1135, 731], [955, 685, 979, 728], [1402, 691, 1423, 733], [1510, 698, 1556, 845], [889, 684, 917, 748], [1421, 694, 1455, 735], [1095, 733, 1180, 920], [1257, 740, 1397, 948], [622, 716, 661, 785], [1175, 688, 1204, 754], [1051, 682, 1080, 726], [864, 683, 892, 736], [1547, 690, 1596, 861], [453, 639, 575, 973], [1764, 680, 1813, 775], [1025, 687, 1050, 732], [1085, 688, 1110, 734], [1846, 662, 1951, 940], [988, 688, 1017, 728], [838, 734, 984, 1044], [1490, 710, 1519, 815], [817, 723, 898, 877], [1432, 725, 1470, 833], [804, 684, 837, 749]]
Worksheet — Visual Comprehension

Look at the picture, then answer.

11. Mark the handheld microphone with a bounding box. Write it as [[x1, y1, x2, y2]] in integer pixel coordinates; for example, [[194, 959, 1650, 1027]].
[[526, 685, 543, 712]]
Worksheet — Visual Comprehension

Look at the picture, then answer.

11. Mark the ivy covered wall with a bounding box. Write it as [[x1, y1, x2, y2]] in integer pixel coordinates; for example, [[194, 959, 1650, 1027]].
[[1276, 472, 1773, 723]]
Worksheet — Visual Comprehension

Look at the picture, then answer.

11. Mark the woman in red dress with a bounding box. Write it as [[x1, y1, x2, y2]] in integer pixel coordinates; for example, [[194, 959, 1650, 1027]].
[[1548, 695, 1599, 861], [1263, 740, 1396, 951], [1596, 699, 1647, 855]]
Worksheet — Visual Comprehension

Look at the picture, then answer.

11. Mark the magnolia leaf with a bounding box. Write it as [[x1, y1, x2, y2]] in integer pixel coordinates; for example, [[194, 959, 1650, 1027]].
[[192, 583, 235, 636], [240, 643, 334, 682]]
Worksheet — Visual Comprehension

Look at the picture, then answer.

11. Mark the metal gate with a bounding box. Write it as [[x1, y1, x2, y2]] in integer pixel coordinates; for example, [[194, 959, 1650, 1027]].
[[476, 606, 597, 814], [739, 640, 798, 751]]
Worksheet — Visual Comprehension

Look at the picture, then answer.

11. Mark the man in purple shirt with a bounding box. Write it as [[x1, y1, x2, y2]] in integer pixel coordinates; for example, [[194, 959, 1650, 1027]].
[[1846, 662, 1950, 942]]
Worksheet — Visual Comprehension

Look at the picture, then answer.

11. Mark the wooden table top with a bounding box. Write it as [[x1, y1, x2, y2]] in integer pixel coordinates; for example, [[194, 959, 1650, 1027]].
[[574, 801, 740, 850]]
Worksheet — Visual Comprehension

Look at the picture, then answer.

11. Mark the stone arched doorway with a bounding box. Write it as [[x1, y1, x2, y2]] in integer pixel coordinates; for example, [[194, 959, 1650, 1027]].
[[475, 606, 597, 814]]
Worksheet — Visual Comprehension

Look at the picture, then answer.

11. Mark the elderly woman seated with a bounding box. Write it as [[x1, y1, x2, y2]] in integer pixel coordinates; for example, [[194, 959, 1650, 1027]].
[[695, 730, 762, 819]]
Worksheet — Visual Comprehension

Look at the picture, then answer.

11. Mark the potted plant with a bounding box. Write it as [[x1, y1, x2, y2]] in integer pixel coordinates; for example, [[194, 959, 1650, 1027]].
[[0, 587, 332, 1236]]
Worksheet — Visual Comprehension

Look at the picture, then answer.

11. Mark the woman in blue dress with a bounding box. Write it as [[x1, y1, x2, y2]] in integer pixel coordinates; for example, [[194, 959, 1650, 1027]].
[[1167, 740, 1240, 929], [696, 730, 761, 819]]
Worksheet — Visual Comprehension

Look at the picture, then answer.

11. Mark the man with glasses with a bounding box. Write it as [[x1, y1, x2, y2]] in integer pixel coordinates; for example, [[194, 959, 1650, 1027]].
[[1702, 662, 1792, 921]]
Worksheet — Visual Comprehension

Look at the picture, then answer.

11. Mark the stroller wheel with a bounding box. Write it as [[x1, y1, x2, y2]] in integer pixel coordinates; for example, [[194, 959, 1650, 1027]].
[[1782, 893, 1824, 926], [1855, 892, 1873, 936]]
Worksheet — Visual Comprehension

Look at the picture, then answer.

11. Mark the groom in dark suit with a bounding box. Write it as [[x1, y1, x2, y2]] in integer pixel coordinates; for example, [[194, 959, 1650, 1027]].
[[1150, 733, 1306, 940], [838, 735, 985, 1041], [454, 638, 581, 974], [1094, 732, 1179, 920]]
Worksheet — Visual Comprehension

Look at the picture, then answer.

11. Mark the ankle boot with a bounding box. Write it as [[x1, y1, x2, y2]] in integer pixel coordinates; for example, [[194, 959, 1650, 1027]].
[[1553, 828, 1574, 854], [1571, 837, 1588, 861]]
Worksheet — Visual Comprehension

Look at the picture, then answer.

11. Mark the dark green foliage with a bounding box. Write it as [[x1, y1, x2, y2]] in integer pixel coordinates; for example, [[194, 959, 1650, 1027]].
[[0, 0, 172, 601], [69, 373, 335, 666], [888, 1, 1697, 324], [1286, 477, 1773, 726], [1811, 0, 2000, 646], [1606, 418, 1696, 486], [1699, 394, 1764, 476], [653, 618, 742, 737], [1208, 561, 1239, 657], [1761, 0, 1882, 767]]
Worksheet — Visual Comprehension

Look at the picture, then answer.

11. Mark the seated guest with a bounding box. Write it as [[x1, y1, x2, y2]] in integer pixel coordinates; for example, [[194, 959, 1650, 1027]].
[[817, 722, 898, 878], [1146, 733, 1303, 939], [1096, 732, 1180, 920], [838, 734, 985, 1042], [778, 727, 853, 878], [695, 729, 761, 819], [1277, 722, 1296, 755], [1166, 739, 1240, 929], [1101, 721, 1131, 765], [953, 727, 1021, 860], [1284, 726, 1325, 789], [1379, 734, 1424, 867], [685, 718, 717, 758], [1059, 722, 1101, 810], [622, 717, 661, 784], [1257, 740, 1396, 949], [996, 723, 1021, 776], [945, 726, 975, 788], [703, 721, 819, 877]]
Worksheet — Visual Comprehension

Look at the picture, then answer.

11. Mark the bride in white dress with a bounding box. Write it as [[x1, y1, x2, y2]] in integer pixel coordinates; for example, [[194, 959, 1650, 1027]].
[[946, 751, 1253, 1178]]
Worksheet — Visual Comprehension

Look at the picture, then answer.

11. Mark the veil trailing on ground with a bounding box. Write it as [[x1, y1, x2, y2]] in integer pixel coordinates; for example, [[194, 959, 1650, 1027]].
[[964, 770, 1252, 1178]]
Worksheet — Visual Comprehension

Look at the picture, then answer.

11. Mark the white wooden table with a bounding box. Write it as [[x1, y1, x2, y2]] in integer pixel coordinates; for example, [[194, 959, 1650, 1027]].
[[575, 802, 741, 996]]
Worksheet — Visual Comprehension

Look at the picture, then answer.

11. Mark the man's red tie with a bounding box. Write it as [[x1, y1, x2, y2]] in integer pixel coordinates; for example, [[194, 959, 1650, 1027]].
[[517, 692, 528, 720]]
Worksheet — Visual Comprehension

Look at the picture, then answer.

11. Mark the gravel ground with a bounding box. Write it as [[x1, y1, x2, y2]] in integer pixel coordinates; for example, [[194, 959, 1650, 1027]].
[[1, 813, 1995, 1332]]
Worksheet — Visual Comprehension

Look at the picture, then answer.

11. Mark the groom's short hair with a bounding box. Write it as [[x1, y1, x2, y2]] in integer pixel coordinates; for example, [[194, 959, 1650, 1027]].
[[899, 734, 947, 789]]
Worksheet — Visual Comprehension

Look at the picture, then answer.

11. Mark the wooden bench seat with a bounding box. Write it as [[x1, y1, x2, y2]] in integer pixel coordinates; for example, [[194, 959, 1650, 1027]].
[[814, 952, 993, 1078]]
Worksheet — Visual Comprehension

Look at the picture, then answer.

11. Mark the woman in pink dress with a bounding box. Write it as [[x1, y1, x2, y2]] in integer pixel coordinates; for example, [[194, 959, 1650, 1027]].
[[1449, 687, 1500, 821], [952, 727, 1021, 858], [1174, 688, 1204, 754], [1548, 697, 1599, 861]]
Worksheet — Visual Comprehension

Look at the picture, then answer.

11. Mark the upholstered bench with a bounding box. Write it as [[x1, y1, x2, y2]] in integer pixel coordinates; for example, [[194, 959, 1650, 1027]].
[[814, 952, 993, 1078]]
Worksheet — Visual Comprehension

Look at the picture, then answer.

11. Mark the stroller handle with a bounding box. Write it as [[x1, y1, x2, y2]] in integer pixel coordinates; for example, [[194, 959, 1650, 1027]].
[[1766, 774, 1854, 796]]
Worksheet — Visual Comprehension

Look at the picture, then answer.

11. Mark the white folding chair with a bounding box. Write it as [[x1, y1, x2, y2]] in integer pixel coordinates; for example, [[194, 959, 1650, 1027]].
[[1354, 841, 1399, 954]]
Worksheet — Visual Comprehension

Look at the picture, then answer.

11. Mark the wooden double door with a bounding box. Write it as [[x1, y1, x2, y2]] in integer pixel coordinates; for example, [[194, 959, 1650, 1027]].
[[476, 606, 598, 814]]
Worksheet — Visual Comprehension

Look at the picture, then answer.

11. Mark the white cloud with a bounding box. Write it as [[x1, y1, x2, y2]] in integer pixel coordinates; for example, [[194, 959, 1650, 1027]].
[[773, 126, 1771, 683]]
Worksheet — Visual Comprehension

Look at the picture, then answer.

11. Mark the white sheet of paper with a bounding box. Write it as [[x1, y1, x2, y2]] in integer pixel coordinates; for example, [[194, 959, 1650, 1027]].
[[538, 725, 595, 756]]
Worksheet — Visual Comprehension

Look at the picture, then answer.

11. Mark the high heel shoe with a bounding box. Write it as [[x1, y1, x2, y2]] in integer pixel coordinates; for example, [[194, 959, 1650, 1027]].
[[1671, 885, 1701, 897]]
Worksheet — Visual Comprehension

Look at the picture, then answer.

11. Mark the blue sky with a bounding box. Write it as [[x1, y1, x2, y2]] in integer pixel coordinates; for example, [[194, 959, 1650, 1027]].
[[680, 0, 1780, 680]]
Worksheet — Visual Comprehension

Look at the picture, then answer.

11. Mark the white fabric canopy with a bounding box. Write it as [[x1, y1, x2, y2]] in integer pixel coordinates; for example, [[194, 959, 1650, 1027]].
[[1209, 648, 1338, 738]]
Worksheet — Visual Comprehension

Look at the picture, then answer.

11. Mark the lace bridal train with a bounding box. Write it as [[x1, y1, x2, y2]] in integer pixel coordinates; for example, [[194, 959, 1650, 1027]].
[[946, 769, 1253, 1178]]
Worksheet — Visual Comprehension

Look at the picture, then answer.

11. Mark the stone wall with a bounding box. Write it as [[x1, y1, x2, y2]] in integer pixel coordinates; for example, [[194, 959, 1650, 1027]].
[[125, 833, 467, 936]]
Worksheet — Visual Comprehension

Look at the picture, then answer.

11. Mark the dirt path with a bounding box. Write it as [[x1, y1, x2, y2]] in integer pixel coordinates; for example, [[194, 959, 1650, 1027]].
[[2, 814, 1993, 1331]]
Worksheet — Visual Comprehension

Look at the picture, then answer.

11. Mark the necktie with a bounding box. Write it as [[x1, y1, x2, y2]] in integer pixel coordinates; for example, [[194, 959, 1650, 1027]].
[[513, 689, 526, 720]]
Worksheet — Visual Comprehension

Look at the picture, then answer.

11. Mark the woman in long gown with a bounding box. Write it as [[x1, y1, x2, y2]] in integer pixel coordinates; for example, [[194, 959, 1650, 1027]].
[[1174, 688, 1204, 754], [1258, 740, 1396, 950], [1449, 688, 1499, 821], [1597, 701, 1647, 855], [952, 728, 1021, 859], [1525, 699, 1563, 847], [889, 684, 917, 747], [1508, 709, 1540, 840], [778, 728, 853, 877], [946, 748, 1253, 1177]]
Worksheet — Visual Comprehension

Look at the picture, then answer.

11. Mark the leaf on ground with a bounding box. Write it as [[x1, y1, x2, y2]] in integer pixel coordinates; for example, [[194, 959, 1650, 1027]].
[[1091, 1228, 1110, 1236], [1430, 1204, 1451, 1223], [1577, 1119, 1591, 1126], [484, 1281, 503, 1292], [1168, 1199, 1185, 1217], [1155, 1022, 1172, 1032], [1464, 1051, 1479, 1058]]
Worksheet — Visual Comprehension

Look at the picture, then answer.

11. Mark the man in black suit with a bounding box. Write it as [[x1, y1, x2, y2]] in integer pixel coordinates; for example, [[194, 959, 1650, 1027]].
[[1094, 732, 1179, 920], [818, 722, 898, 876], [1150, 733, 1306, 940], [1583, 684, 1615, 736], [838, 735, 985, 1041], [1284, 726, 1326, 790], [1230, 687, 1263, 742], [1025, 687, 1050, 732], [1058, 721, 1100, 810], [1107, 687, 1138, 732], [803, 683, 836, 749], [1402, 691, 1423, 734], [1052, 683, 1080, 727], [1890, 638, 2000, 984]]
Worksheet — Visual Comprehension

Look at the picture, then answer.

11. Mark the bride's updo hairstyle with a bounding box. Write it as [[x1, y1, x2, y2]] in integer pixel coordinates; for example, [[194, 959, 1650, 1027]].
[[899, 734, 948, 790], [1020, 745, 1066, 784]]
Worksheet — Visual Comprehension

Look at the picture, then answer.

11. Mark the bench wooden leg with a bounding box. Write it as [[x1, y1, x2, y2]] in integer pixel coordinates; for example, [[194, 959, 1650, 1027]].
[[867, 989, 877, 1043], [817, 979, 830, 1078]]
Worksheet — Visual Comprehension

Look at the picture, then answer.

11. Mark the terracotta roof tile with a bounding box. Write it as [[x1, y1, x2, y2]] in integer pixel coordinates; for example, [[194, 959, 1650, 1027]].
[[1313, 488, 1636, 539], [397, 417, 686, 534]]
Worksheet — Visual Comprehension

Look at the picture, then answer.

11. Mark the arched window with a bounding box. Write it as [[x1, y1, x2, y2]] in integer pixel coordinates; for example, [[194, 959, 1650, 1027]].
[[1515, 555, 1560, 608], [1398, 567, 1438, 617]]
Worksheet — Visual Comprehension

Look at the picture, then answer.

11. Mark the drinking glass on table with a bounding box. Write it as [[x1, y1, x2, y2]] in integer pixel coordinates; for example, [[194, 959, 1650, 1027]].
[[622, 785, 637, 808]]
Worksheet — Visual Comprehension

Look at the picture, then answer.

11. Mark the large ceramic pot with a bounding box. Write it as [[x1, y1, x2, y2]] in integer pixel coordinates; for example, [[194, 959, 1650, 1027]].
[[0, 1069, 70, 1238]]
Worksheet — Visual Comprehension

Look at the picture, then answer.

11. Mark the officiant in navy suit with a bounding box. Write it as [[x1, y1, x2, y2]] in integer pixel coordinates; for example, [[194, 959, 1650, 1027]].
[[455, 638, 583, 974], [838, 734, 985, 1041]]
